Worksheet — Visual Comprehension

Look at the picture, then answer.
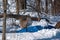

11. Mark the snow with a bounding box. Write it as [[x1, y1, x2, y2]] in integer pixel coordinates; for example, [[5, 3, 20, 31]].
[[0, 29, 60, 40], [0, 17, 57, 32], [31, 19, 56, 27], [50, 16, 60, 22], [0, 21, 3, 26], [19, 12, 38, 17], [0, 0, 60, 40], [0, 18, 59, 40], [0, 27, 2, 32], [8, 0, 15, 5], [33, 29, 58, 39], [15, 20, 20, 25], [0, 0, 3, 14]]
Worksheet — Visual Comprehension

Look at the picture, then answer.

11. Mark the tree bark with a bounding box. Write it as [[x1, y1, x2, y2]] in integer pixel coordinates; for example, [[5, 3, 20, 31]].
[[35, 0, 41, 21], [19, 0, 26, 10], [45, 0, 48, 14], [2, 0, 7, 40], [15, 0, 19, 14]]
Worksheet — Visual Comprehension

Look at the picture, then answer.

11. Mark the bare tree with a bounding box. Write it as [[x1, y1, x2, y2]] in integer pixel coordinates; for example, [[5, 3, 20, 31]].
[[2, 0, 7, 40], [35, 0, 41, 21], [19, 0, 26, 10], [15, 0, 19, 14]]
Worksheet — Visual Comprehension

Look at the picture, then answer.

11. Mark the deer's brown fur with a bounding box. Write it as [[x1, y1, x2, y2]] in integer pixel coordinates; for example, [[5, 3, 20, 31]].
[[20, 16, 31, 28], [55, 21, 60, 28]]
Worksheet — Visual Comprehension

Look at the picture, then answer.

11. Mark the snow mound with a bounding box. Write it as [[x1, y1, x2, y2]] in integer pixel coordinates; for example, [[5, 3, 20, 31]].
[[16, 29, 60, 40], [33, 29, 59, 39], [0, 29, 60, 40], [32, 19, 48, 27]]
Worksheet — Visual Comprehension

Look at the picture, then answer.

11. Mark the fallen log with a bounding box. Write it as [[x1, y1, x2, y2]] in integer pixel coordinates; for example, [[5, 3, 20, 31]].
[[0, 14, 40, 21]]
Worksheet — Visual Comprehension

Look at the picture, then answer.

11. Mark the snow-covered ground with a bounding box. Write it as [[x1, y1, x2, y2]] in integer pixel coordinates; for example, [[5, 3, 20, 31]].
[[0, 29, 60, 40], [0, 0, 60, 40], [0, 16, 60, 40], [0, 18, 60, 40]]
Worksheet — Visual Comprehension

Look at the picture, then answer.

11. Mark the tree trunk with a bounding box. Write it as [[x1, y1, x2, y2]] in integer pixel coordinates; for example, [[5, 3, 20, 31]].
[[2, 0, 7, 40], [35, 0, 41, 21], [45, 0, 48, 14], [15, 0, 19, 14], [19, 0, 26, 10]]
